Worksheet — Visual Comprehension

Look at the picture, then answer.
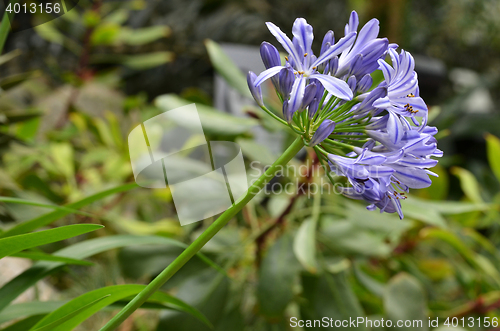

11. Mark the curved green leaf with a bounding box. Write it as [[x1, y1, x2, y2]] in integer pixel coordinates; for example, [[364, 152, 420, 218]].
[[32, 295, 110, 331], [0, 224, 103, 259], [0, 183, 137, 238], [0, 315, 44, 331], [31, 285, 211, 331]]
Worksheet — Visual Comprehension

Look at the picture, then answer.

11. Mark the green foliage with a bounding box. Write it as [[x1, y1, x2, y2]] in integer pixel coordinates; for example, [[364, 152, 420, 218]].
[[0, 7, 499, 331], [155, 94, 258, 137]]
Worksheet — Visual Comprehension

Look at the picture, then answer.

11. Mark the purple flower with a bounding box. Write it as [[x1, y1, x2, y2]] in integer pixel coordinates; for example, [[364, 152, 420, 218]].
[[336, 11, 390, 78], [254, 18, 357, 102], [372, 49, 428, 120], [247, 71, 263, 107], [260, 42, 281, 90], [250, 12, 442, 220]]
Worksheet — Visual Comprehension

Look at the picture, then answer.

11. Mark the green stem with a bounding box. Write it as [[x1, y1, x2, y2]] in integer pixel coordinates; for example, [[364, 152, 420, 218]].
[[99, 137, 305, 331], [260, 105, 288, 126]]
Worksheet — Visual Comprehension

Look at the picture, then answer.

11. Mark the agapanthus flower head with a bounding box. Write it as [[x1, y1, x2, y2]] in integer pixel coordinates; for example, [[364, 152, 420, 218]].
[[247, 10, 442, 219]]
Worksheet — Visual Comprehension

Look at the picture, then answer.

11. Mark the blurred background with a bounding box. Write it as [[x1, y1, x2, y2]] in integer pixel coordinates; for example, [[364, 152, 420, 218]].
[[1, 0, 500, 330]]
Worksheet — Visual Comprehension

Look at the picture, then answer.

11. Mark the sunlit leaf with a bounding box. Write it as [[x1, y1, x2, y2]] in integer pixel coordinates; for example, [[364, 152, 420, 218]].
[[0, 315, 44, 331]]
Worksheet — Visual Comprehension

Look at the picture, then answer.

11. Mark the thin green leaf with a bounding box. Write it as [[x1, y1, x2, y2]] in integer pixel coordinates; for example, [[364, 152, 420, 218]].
[[451, 167, 484, 203], [0, 224, 103, 260], [205, 39, 252, 98], [31, 295, 110, 331], [31, 285, 211, 331], [10, 252, 93, 266], [0, 183, 137, 238], [0, 235, 223, 313], [0, 197, 94, 218], [90, 52, 174, 69], [257, 233, 299, 318]]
